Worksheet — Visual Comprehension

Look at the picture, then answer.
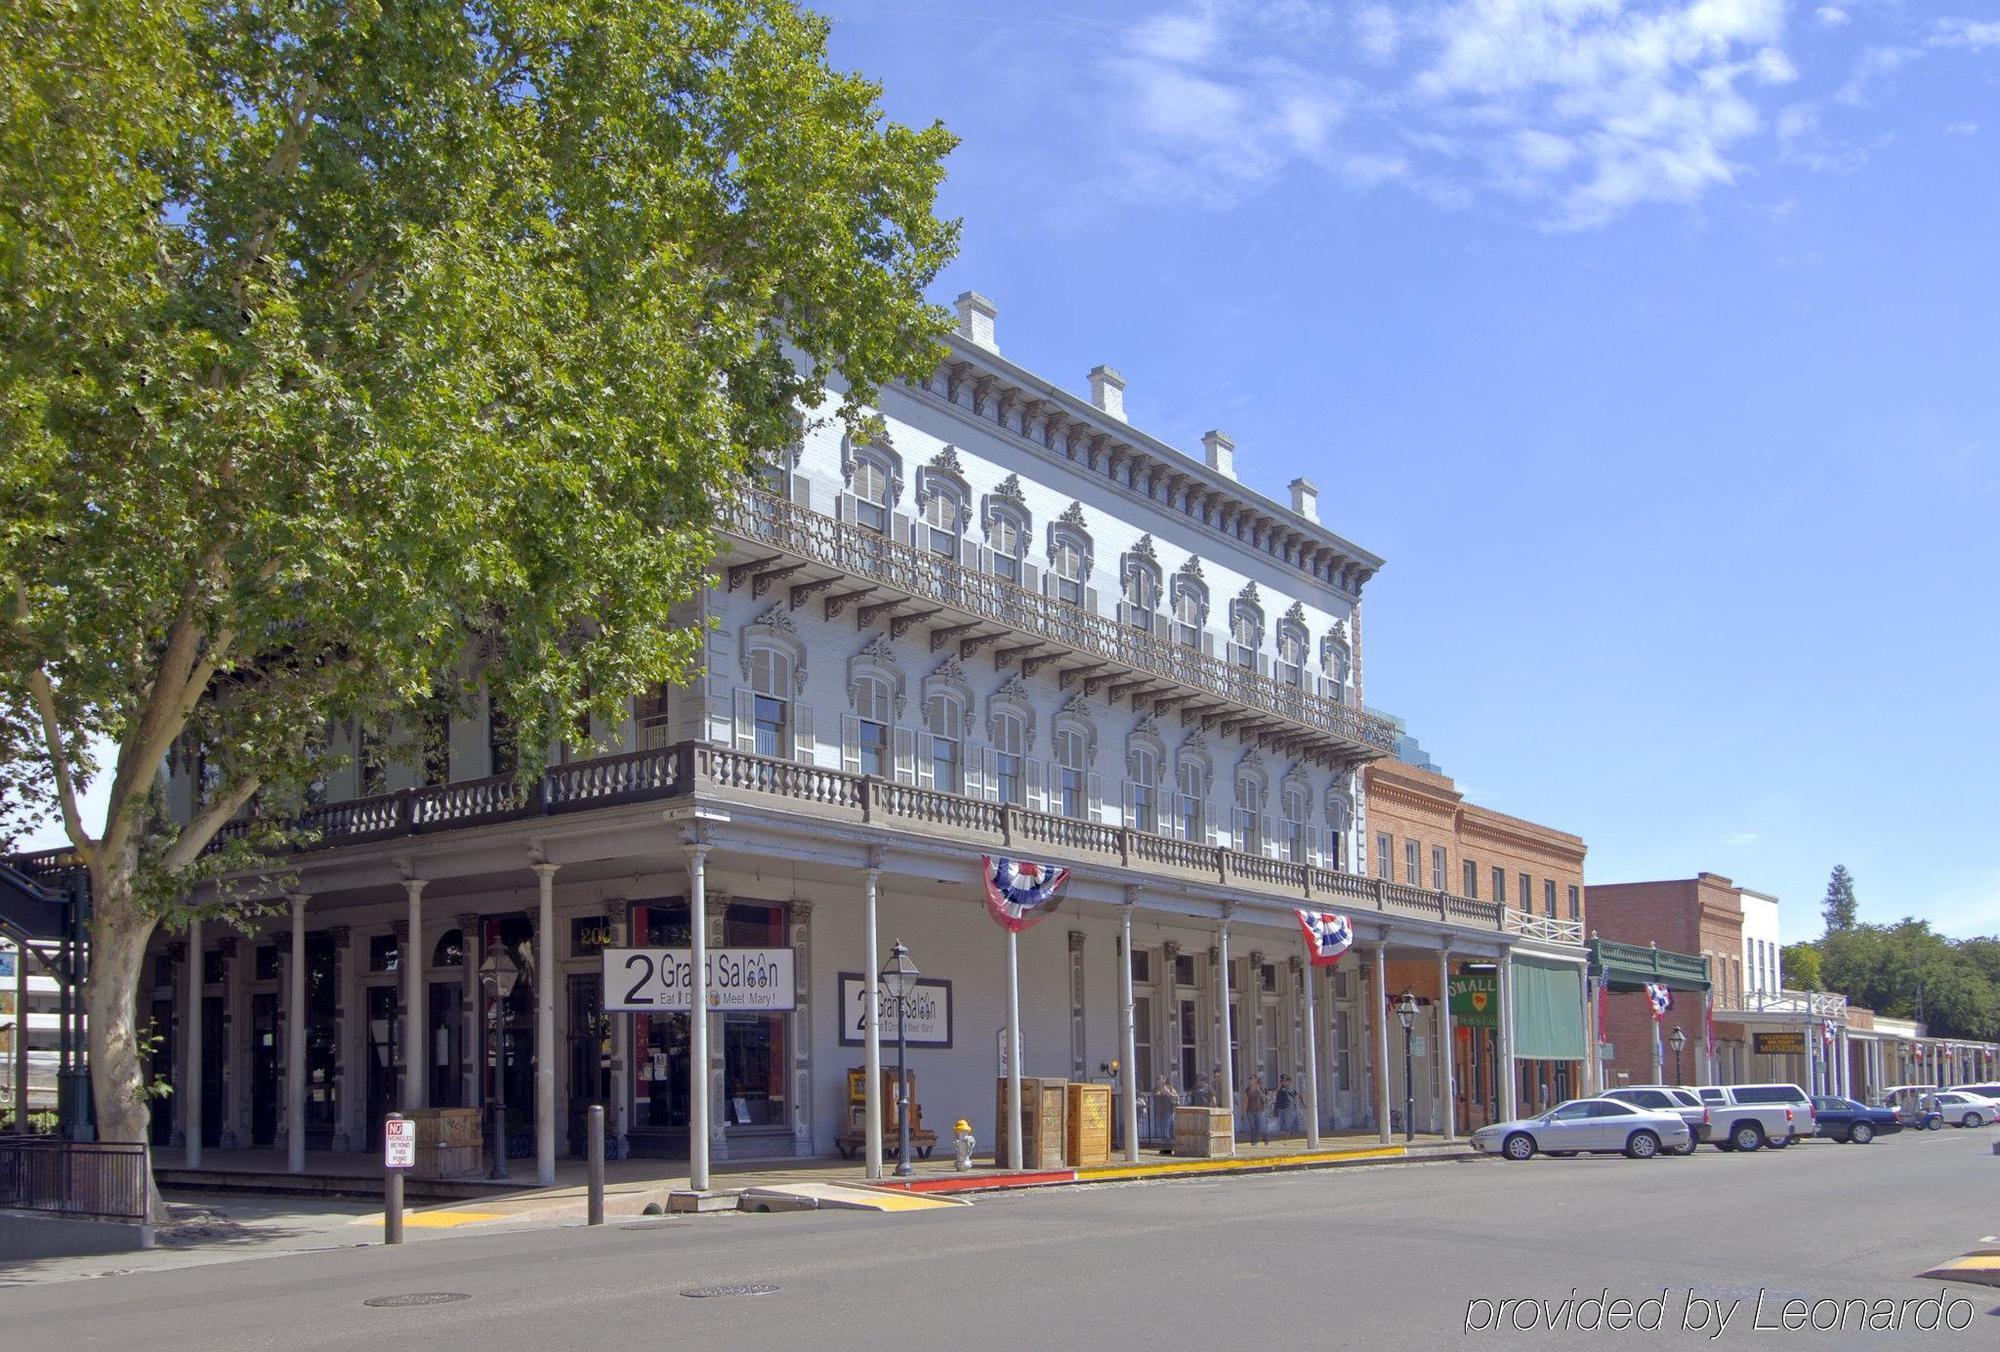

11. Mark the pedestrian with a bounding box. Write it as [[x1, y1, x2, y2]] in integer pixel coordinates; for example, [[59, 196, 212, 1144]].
[[1242, 1073, 1269, 1145], [1151, 1075, 1181, 1137], [1273, 1073, 1298, 1135], [1189, 1075, 1213, 1108]]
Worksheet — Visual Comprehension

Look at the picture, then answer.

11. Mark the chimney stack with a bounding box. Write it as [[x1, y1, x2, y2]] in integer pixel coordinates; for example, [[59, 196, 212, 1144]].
[[1087, 365, 1126, 421], [1289, 477, 1319, 523], [954, 291, 998, 352], [1202, 429, 1236, 481]]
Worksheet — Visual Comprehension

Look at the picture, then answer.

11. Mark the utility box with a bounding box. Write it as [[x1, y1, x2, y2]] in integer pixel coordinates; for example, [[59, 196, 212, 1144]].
[[995, 1077, 1068, 1169], [1066, 1083, 1113, 1167]]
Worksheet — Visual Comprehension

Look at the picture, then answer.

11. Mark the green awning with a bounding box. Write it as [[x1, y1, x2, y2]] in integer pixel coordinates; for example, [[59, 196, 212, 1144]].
[[1512, 955, 1587, 1061], [1588, 937, 1710, 994]]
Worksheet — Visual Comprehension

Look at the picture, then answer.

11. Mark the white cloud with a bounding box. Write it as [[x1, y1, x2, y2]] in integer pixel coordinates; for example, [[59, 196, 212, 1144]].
[[1837, 46, 1918, 105], [1932, 19, 2000, 51], [1354, 5, 1401, 65], [1128, 8, 1219, 64], [1815, 6, 1849, 27], [1944, 119, 1980, 135], [1754, 47, 1799, 85], [1723, 831, 1761, 847]]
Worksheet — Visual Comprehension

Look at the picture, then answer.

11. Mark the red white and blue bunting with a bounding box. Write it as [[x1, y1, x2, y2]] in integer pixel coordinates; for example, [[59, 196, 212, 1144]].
[[1294, 909, 1355, 966], [980, 856, 1072, 933], [1644, 983, 1673, 1019]]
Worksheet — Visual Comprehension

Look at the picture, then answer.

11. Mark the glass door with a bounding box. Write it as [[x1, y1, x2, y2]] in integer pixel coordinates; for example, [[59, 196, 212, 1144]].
[[251, 993, 279, 1146], [429, 982, 462, 1107], [365, 985, 400, 1147], [567, 973, 609, 1150], [201, 995, 226, 1148]]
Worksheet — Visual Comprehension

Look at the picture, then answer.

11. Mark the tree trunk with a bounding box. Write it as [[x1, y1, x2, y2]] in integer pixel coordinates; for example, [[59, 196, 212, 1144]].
[[85, 856, 166, 1222]]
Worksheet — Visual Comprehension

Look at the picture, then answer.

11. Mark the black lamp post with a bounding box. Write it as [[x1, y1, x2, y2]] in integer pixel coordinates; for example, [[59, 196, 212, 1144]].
[[1669, 1024, 1688, 1084], [480, 942, 520, 1181], [1395, 990, 1418, 1142], [881, 941, 919, 1177]]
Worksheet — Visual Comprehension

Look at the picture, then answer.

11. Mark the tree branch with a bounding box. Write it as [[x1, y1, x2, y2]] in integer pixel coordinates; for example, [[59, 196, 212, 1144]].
[[161, 775, 261, 875], [9, 578, 93, 861]]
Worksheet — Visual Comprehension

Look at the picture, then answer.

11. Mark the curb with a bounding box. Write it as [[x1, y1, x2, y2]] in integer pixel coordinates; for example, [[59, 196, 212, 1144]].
[[875, 1142, 1478, 1196]]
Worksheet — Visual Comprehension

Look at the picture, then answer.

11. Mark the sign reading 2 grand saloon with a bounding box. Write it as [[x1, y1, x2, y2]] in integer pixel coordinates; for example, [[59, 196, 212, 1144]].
[[604, 948, 796, 1012]]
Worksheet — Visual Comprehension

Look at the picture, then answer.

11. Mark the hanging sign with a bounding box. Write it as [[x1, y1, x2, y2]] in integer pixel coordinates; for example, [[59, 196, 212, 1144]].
[[603, 948, 796, 1012], [837, 973, 953, 1047], [1754, 1031, 1807, 1055], [1449, 975, 1498, 1028]]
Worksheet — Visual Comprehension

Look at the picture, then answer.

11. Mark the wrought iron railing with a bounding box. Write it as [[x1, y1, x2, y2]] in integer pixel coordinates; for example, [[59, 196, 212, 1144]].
[[0, 1138, 150, 1222], [723, 490, 1400, 756]]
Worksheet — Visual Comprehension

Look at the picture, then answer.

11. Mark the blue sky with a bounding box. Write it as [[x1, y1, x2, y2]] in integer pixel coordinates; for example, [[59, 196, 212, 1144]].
[[813, 0, 2000, 940]]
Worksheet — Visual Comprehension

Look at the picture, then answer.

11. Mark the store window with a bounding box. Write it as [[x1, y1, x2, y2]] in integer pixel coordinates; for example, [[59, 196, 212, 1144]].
[[723, 902, 790, 1130]]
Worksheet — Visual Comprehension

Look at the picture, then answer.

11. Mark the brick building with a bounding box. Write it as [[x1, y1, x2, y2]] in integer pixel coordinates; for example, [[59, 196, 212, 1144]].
[[1585, 874, 1747, 1087]]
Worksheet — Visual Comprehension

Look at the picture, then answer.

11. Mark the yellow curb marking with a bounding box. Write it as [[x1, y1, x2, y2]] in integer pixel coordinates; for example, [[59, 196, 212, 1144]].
[[349, 1209, 506, 1228], [846, 1191, 962, 1212], [1926, 1256, 2000, 1272], [1082, 1145, 1407, 1182]]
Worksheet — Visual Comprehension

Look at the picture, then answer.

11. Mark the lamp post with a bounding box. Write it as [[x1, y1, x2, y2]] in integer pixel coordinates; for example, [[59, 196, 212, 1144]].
[[1669, 1025, 1687, 1085], [881, 941, 919, 1178], [479, 942, 520, 1181], [1395, 990, 1418, 1143]]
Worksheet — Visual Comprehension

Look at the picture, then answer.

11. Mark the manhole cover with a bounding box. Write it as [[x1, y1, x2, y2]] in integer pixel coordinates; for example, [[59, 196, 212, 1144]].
[[363, 1293, 471, 1309], [681, 1283, 779, 1299]]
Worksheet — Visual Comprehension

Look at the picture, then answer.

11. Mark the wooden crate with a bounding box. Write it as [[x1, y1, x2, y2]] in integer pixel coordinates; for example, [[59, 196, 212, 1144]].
[[995, 1077, 1069, 1169], [1172, 1105, 1234, 1159], [1066, 1083, 1113, 1167]]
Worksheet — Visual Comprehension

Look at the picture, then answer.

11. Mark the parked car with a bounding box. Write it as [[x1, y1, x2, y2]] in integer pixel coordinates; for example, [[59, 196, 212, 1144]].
[[1603, 1085, 1707, 1154], [1808, 1095, 1902, 1143], [1470, 1097, 1692, 1161], [1692, 1083, 1812, 1151], [1959, 1083, 2000, 1102], [1927, 1091, 1995, 1128]]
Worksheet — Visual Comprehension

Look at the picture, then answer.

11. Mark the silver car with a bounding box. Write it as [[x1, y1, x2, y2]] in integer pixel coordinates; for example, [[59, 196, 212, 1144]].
[[1470, 1097, 1693, 1161]]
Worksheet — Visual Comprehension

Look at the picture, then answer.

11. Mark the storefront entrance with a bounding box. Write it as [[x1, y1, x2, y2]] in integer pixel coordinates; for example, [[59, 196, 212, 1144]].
[[251, 993, 278, 1146]]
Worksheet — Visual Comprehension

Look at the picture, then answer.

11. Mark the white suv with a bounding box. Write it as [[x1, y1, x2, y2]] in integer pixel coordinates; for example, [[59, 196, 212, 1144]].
[[1693, 1083, 1813, 1151]]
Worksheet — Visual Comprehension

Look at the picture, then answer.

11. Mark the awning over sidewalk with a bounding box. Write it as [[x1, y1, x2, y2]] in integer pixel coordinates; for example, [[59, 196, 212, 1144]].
[[1587, 937, 1709, 994], [1512, 955, 1586, 1061]]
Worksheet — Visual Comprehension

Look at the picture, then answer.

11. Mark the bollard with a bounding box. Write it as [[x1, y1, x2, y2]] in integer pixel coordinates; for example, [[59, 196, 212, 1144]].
[[385, 1111, 406, 1246], [587, 1104, 606, 1226]]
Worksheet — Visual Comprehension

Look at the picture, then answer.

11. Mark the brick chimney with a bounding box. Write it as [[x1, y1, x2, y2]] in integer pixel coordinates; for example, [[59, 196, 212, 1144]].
[[1087, 365, 1126, 421], [1202, 429, 1236, 481], [1289, 477, 1319, 522], [954, 291, 998, 352]]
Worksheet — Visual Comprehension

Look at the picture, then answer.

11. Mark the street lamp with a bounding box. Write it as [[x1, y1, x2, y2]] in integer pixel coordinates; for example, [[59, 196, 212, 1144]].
[[1669, 1025, 1688, 1084], [1395, 990, 1419, 1143], [479, 941, 520, 1181], [881, 940, 919, 1178]]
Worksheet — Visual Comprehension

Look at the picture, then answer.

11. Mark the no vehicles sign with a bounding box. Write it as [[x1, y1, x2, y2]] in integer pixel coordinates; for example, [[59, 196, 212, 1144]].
[[384, 1117, 415, 1170]]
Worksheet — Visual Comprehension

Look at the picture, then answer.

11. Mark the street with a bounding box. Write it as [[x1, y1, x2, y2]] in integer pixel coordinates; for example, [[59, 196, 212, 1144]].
[[3, 1130, 1993, 1350]]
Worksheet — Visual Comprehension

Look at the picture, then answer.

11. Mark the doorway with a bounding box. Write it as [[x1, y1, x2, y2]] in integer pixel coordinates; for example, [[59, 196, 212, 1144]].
[[251, 994, 279, 1146], [365, 985, 400, 1146], [201, 994, 225, 1148], [567, 973, 609, 1151]]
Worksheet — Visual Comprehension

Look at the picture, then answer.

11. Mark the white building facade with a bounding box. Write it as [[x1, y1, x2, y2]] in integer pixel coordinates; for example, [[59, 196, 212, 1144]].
[[97, 293, 1583, 1179]]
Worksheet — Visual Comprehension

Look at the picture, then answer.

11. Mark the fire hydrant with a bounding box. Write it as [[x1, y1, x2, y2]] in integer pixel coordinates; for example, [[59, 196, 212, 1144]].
[[953, 1119, 976, 1171]]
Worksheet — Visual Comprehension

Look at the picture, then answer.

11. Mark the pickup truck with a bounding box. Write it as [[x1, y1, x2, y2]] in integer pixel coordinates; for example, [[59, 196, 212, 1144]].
[[1693, 1083, 1813, 1151]]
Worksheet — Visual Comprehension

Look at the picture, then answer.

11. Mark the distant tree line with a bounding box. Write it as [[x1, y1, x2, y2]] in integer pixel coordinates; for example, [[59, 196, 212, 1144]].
[[1781, 867, 1998, 1042]]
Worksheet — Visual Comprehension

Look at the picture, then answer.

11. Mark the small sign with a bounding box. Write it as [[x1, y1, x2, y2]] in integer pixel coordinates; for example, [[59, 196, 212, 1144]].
[[1448, 975, 1498, 1028], [384, 1117, 415, 1170], [1410, 1034, 1427, 1058], [604, 948, 796, 1012], [838, 973, 954, 1048], [1755, 1031, 1807, 1055]]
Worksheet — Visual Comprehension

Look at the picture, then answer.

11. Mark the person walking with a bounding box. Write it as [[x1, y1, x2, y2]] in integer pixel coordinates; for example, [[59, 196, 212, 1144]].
[[1242, 1073, 1270, 1145], [1188, 1075, 1214, 1108], [1273, 1073, 1299, 1135]]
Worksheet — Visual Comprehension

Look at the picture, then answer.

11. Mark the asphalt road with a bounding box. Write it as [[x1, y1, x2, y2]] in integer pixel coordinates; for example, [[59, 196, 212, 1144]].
[[5, 1129, 1995, 1351]]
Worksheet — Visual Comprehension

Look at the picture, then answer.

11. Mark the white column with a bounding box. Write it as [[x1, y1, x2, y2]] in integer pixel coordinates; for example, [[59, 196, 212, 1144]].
[[1119, 890, 1139, 1164], [1301, 959, 1322, 1149], [606, 901, 631, 1156], [186, 917, 204, 1169], [686, 844, 711, 1191], [402, 880, 426, 1112], [1216, 915, 1235, 1152], [1436, 945, 1455, 1141], [1497, 952, 1518, 1121], [862, 864, 883, 1179], [285, 894, 309, 1174], [1372, 940, 1392, 1143], [1005, 928, 1023, 1170], [532, 862, 558, 1186]]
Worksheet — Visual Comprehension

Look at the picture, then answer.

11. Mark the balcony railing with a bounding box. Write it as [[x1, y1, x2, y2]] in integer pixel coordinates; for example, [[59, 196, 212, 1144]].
[[1503, 911, 1586, 944], [1712, 987, 1848, 1018], [724, 490, 1400, 757], [132, 740, 1537, 937]]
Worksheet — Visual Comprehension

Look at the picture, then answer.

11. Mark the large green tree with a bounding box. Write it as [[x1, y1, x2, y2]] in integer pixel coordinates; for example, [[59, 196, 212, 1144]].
[[0, 0, 955, 1201]]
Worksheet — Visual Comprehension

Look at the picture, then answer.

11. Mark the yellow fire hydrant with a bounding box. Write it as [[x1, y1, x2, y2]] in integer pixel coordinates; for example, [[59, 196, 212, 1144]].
[[953, 1118, 976, 1171]]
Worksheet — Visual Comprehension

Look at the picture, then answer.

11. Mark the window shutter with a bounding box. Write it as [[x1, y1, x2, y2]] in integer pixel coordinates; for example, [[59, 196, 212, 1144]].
[[983, 748, 1003, 803], [1023, 562, 1040, 594], [842, 714, 864, 776], [1201, 631, 1215, 658], [1026, 759, 1047, 813], [793, 704, 815, 764], [732, 689, 757, 753], [1121, 780, 1138, 829], [960, 537, 980, 568], [837, 492, 856, 524], [1084, 587, 1099, 616], [893, 512, 915, 548], [962, 748, 983, 800], [916, 731, 936, 790], [791, 475, 811, 511], [978, 545, 994, 576], [1087, 772, 1105, 824], [1152, 612, 1170, 641], [1258, 652, 1270, 679], [892, 726, 915, 784]]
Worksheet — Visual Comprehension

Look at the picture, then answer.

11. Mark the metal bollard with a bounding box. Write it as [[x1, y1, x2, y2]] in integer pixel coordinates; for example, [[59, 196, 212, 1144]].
[[587, 1104, 605, 1226], [385, 1112, 405, 1245]]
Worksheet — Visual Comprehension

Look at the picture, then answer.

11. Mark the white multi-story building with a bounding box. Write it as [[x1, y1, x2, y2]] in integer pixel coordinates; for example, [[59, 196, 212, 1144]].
[[1738, 887, 1781, 999], [101, 292, 1581, 1178]]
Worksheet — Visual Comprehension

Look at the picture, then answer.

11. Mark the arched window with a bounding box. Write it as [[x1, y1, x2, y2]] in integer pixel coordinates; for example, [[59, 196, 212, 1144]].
[[432, 929, 465, 969], [988, 504, 1026, 583], [852, 674, 892, 778], [924, 481, 962, 559], [1320, 626, 1352, 703], [1326, 787, 1354, 872], [1281, 779, 1310, 863], [852, 451, 894, 533], [747, 645, 793, 757], [1049, 528, 1090, 607], [1125, 725, 1165, 835], [1052, 722, 1088, 819], [1276, 614, 1309, 689], [1228, 595, 1264, 672], [1121, 543, 1162, 634], [1171, 573, 1208, 650]]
